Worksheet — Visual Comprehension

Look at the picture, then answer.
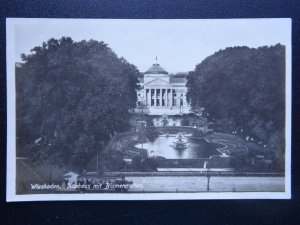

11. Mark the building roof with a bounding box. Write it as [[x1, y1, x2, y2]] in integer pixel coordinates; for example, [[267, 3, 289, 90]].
[[138, 76, 186, 84], [170, 77, 186, 83], [145, 63, 168, 75]]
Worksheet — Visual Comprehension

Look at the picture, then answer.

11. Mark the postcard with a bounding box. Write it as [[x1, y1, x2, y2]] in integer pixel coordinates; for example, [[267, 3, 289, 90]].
[[6, 18, 291, 201]]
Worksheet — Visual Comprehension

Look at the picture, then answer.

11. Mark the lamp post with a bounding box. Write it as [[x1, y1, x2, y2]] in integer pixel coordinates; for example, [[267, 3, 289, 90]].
[[206, 170, 211, 191], [204, 162, 210, 191]]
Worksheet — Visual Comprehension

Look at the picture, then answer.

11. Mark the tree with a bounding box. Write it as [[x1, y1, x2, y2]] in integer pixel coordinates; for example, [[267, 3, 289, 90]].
[[186, 44, 285, 170], [16, 37, 140, 171], [169, 72, 188, 78]]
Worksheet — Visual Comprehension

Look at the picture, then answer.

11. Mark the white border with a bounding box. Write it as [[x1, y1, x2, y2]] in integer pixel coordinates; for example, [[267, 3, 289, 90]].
[[6, 18, 292, 201]]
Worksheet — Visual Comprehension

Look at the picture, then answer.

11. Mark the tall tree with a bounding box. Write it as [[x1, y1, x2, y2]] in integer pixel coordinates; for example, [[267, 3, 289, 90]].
[[186, 44, 285, 166], [16, 37, 140, 170]]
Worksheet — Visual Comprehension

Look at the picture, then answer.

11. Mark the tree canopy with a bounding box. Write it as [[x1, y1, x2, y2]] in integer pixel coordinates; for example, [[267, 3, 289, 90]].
[[169, 72, 188, 78], [16, 37, 140, 170], [186, 44, 285, 163]]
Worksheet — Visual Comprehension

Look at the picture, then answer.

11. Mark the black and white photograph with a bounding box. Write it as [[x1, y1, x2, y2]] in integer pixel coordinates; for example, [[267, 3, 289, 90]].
[[6, 18, 291, 201]]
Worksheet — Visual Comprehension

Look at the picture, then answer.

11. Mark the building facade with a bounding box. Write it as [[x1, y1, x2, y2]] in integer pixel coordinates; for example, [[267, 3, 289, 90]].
[[137, 63, 190, 115]]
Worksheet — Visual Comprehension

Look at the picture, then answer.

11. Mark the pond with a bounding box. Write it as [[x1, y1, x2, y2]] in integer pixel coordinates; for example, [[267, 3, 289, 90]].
[[135, 134, 221, 159]]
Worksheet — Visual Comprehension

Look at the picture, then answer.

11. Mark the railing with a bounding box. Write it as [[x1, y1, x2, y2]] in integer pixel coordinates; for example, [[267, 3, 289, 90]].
[[103, 171, 285, 177]]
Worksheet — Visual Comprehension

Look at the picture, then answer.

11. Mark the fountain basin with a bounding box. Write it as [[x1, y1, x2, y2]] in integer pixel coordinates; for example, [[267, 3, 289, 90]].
[[135, 134, 222, 159]]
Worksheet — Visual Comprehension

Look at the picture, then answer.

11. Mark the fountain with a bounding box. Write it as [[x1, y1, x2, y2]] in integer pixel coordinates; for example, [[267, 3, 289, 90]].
[[171, 133, 189, 150]]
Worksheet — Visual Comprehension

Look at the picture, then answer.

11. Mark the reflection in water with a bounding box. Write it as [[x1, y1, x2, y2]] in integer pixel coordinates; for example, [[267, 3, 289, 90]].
[[171, 133, 189, 152], [152, 117, 181, 127], [135, 134, 220, 159]]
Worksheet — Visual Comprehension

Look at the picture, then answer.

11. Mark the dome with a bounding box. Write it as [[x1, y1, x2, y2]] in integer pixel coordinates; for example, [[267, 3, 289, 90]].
[[145, 63, 168, 75]]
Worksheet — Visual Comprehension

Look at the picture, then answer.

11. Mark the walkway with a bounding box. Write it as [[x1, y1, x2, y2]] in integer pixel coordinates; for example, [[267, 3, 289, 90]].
[[125, 176, 284, 192]]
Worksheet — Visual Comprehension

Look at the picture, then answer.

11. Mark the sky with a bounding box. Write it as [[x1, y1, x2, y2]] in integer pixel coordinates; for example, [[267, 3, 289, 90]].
[[12, 19, 291, 73]]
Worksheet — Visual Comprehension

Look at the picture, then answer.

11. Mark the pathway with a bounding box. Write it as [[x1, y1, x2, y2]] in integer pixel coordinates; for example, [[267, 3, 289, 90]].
[[126, 176, 285, 192]]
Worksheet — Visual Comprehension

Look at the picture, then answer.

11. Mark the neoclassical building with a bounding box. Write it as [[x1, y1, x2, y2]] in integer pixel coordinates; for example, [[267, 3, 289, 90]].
[[137, 62, 190, 115]]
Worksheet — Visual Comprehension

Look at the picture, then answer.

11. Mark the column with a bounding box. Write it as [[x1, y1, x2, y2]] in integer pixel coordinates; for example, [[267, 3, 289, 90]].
[[164, 89, 167, 106], [159, 88, 162, 106], [166, 89, 168, 106], [174, 89, 176, 107], [163, 89, 165, 106], [171, 89, 173, 107], [154, 89, 157, 106], [183, 92, 186, 107], [145, 89, 148, 106], [169, 89, 171, 106], [149, 89, 152, 106], [148, 89, 151, 106]]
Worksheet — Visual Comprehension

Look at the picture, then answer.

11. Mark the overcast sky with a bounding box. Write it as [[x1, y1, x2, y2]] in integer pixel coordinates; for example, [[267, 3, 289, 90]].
[[13, 19, 291, 73]]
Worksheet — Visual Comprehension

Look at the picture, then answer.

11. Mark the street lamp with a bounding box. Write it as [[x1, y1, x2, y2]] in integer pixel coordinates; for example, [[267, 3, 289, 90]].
[[204, 161, 210, 191]]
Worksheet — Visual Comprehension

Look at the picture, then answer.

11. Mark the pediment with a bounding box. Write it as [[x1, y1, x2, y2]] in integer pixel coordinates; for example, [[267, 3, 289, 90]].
[[144, 78, 170, 86]]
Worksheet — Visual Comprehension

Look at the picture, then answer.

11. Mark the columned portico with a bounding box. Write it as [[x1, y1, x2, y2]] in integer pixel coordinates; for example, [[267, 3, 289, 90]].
[[137, 62, 190, 115], [144, 88, 182, 107]]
